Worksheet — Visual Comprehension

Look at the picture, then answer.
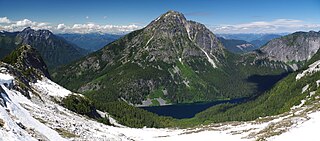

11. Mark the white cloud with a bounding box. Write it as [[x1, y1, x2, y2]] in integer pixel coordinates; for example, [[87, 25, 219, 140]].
[[0, 18, 53, 32], [210, 19, 320, 33], [0, 17, 11, 24], [66, 23, 140, 34], [0, 17, 142, 34], [16, 19, 35, 27], [57, 24, 67, 30], [86, 16, 89, 19]]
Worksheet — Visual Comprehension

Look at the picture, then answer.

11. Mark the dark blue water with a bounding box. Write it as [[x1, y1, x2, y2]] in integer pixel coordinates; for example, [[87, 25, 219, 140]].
[[140, 73, 290, 119], [140, 98, 247, 119]]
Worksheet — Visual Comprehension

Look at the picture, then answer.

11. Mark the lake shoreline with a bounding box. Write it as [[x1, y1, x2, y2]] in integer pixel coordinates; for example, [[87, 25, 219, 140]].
[[139, 97, 249, 119]]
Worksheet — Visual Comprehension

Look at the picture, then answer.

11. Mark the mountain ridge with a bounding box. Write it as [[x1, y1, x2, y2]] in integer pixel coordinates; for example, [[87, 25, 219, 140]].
[[0, 27, 89, 68], [57, 33, 122, 52]]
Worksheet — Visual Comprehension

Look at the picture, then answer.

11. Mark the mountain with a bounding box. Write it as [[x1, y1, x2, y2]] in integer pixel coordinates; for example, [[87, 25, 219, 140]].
[[53, 10, 224, 105], [0, 39, 320, 141], [52, 11, 289, 106], [250, 34, 282, 47], [218, 37, 258, 53], [16, 27, 89, 67], [217, 33, 283, 48], [256, 31, 320, 70], [0, 27, 89, 68], [217, 33, 285, 42], [57, 33, 122, 52]]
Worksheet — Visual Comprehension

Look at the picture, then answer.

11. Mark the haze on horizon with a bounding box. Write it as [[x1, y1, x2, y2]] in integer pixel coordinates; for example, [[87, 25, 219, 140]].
[[0, 0, 319, 34]]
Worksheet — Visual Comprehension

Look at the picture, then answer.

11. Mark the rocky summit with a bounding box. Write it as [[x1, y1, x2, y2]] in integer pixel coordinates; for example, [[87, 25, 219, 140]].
[[142, 10, 224, 66]]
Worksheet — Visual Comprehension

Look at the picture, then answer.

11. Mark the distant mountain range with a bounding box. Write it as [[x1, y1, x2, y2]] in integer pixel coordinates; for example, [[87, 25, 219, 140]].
[[217, 37, 258, 53], [57, 33, 122, 52], [217, 33, 286, 42], [216, 33, 284, 53], [0, 27, 88, 68], [250, 34, 283, 47]]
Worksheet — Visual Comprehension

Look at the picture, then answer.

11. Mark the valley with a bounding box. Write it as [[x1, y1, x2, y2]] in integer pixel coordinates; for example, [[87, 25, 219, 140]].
[[1, 0, 320, 140], [52, 11, 290, 107]]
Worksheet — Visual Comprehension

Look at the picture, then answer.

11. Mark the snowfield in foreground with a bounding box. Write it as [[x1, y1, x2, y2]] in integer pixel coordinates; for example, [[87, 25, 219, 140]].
[[1, 69, 320, 141]]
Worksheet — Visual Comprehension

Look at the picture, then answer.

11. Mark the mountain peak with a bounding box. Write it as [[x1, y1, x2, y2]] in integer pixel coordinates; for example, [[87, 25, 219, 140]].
[[164, 10, 183, 16], [21, 27, 53, 35], [22, 27, 33, 32], [151, 10, 187, 24]]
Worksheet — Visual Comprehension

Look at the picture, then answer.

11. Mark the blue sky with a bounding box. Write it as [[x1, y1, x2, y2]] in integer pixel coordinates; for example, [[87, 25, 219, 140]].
[[0, 0, 319, 34]]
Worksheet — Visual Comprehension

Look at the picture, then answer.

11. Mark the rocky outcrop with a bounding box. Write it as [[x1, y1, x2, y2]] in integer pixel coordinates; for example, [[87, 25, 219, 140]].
[[2, 45, 50, 78], [258, 31, 320, 65]]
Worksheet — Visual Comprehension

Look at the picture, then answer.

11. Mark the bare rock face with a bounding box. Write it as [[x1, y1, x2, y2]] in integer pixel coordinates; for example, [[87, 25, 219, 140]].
[[259, 31, 320, 63]]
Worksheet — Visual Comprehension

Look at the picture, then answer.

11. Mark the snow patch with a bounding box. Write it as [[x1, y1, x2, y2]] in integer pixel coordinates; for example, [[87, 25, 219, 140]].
[[296, 60, 320, 80], [199, 48, 217, 68], [144, 34, 154, 49], [179, 58, 183, 64], [183, 80, 190, 87], [185, 24, 192, 41], [301, 84, 309, 93], [316, 80, 320, 87], [290, 99, 306, 110], [32, 77, 71, 97], [96, 110, 126, 128], [155, 16, 161, 22], [0, 73, 14, 86], [309, 91, 316, 97]]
